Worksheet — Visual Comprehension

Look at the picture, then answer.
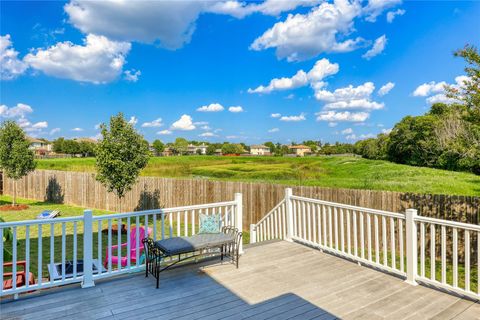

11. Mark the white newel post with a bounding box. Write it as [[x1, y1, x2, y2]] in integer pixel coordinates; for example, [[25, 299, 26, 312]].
[[235, 193, 244, 254], [405, 209, 418, 286], [285, 188, 293, 241], [250, 224, 256, 244], [82, 210, 95, 288]]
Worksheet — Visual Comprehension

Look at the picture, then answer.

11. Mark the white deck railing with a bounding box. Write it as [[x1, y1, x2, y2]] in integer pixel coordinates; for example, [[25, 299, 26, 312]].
[[0, 193, 242, 296], [250, 188, 480, 300]]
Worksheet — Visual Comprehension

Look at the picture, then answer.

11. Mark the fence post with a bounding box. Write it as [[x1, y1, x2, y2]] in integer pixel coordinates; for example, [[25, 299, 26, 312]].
[[405, 208, 418, 286], [249, 224, 256, 244], [235, 193, 244, 254], [285, 188, 293, 241], [82, 209, 95, 288]]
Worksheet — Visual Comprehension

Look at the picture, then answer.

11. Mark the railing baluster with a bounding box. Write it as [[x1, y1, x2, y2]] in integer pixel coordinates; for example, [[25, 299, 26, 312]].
[[382, 216, 387, 266], [465, 230, 470, 292], [161, 211, 165, 239], [62, 222, 66, 281], [38, 225, 42, 286], [312, 203, 317, 244], [399, 219, 404, 272], [322, 205, 327, 246], [360, 212, 365, 259], [108, 219, 112, 273], [353, 211, 358, 257], [136, 215, 140, 267], [282, 202, 287, 239], [367, 213, 372, 262], [430, 224, 435, 281], [73, 222, 77, 278], [302, 200, 306, 240], [453, 227, 458, 287], [169, 212, 173, 238], [391, 218, 396, 270], [153, 214, 157, 241], [316, 204, 321, 245], [49, 223, 54, 284], [340, 208, 344, 252], [307, 202, 312, 242], [25, 226, 30, 288], [177, 212, 181, 237], [328, 206, 333, 248], [420, 222, 425, 277], [184, 211, 188, 236], [441, 225, 446, 284], [374, 215, 379, 263], [346, 209, 351, 255], [117, 218, 122, 271], [127, 217, 131, 268], [334, 207, 339, 250], [274, 210, 278, 239], [12, 227, 17, 290]]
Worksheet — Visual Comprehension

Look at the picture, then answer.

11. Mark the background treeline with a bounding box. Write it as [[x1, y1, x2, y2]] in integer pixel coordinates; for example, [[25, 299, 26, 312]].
[[52, 138, 96, 157]]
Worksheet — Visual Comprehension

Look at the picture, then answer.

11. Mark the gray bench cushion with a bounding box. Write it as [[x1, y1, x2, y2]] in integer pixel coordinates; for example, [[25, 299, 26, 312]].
[[154, 233, 235, 255]]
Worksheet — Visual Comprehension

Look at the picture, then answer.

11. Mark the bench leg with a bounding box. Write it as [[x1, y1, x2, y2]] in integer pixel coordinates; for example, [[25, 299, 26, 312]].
[[221, 245, 224, 261]]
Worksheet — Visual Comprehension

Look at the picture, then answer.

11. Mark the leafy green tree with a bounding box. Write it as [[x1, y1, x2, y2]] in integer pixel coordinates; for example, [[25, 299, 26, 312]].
[[152, 139, 165, 155], [264, 141, 275, 153], [221, 143, 243, 155], [95, 113, 150, 211], [79, 141, 96, 157], [206, 144, 217, 155], [172, 137, 188, 155], [0, 121, 36, 205], [52, 137, 65, 153]]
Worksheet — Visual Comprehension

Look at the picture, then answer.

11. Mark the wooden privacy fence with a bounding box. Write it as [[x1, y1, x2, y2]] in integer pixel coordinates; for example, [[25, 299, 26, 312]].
[[2, 170, 479, 229]]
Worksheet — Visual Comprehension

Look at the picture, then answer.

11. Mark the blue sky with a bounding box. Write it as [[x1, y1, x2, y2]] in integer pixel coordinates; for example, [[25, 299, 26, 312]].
[[1, 0, 479, 144]]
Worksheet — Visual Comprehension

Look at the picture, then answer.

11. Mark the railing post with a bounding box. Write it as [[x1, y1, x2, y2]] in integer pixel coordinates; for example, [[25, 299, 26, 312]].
[[249, 224, 256, 244], [235, 193, 243, 254], [82, 209, 95, 288], [285, 188, 293, 241], [405, 208, 418, 286]]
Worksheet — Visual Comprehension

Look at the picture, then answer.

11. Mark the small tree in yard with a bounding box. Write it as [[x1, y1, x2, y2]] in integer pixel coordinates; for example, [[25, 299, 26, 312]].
[[0, 121, 36, 206], [96, 113, 150, 211]]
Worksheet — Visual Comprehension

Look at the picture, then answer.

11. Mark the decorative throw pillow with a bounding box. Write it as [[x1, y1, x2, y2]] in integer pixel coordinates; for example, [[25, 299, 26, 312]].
[[198, 213, 221, 234]]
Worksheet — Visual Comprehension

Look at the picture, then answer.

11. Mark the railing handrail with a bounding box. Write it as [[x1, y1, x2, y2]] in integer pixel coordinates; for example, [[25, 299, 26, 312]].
[[0, 216, 84, 228], [415, 215, 480, 232], [290, 195, 405, 220], [255, 199, 286, 226]]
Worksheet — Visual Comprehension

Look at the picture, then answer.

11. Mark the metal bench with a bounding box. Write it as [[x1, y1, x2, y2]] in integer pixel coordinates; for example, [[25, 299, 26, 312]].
[[142, 226, 242, 288]]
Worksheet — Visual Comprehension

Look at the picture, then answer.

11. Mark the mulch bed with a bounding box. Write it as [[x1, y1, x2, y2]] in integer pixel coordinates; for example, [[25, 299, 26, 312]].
[[0, 204, 29, 211]]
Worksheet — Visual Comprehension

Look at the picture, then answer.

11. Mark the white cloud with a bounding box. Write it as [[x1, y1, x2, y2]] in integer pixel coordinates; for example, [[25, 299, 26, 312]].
[[386, 9, 405, 23], [0, 34, 28, 80], [124, 69, 141, 82], [268, 128, 279, 133], [413, 76, 468, 105], [341, 128, 353, 134], [141, 118, 163, 128], [316, 111, 370, 122], [381, 128, 392, 134], [363, 0, 402, 22], [324, 99, 384, 111], [328, 122, 338, 127], [197, 103, 224, 112], [315, 82, 384, 111], [0, 103, 33, 118], [208, 0, 320, 19], [72, 127, 83, 132], [280, 113, 306, 122], [378, 82, 395, 96], [200, 125, 211, 130], [413, 81, 447, 97], [171, 114, 195, 131], [157, 129, 172, 135], [128, 116, 138, 125], [24, 121, 49, 133], [199, 132, 218, 137], [362, 34, 387, 60], [250, 1, 364, 61], [228, 106, 244, 113], [345, 133, 376, 141], [50, 128, 61, 135], [248, 58, 338, 94], [24, 34, 131, 84], [271, 113, 281, 118]]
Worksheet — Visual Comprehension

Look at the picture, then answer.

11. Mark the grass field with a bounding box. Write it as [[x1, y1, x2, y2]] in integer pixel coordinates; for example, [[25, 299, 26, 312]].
[[36, 156, 480, 196]]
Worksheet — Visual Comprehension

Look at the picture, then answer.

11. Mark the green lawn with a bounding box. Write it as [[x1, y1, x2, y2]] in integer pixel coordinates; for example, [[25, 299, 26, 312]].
[[36, 156, 480, 196]]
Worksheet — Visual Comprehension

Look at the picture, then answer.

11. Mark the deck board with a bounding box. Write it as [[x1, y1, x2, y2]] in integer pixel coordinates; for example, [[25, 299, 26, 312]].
[[1, 241, 479, 319]]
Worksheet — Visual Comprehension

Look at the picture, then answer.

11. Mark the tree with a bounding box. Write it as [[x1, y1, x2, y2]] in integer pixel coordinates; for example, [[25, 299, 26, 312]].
[[53, 137, 65, 153], [172, 137, 188, 155], [206, 144, 217, 155], [221, 143, 243, 155], [95, 113, 150, 211], [152, 139, 165, 156], [264, 141, 275, 153], [0, 121, 36, 206]]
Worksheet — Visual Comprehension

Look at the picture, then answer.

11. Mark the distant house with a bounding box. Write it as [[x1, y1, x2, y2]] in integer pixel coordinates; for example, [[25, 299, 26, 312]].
[[27, 136, 52, 156], [162, 147, 174, 157], [250, 145, 271, 156], [214, 149, 223, 156], [187, 143, 208, 155], [289, 145, 312, 157]]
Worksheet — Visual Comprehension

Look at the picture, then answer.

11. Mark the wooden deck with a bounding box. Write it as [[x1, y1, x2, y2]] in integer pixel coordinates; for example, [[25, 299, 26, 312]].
[[1, 241, 479, 319]]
